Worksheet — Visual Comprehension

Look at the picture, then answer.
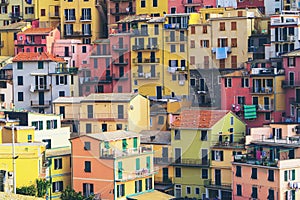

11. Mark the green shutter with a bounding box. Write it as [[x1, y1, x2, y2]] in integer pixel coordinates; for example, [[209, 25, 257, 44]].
[[39, 121, 43, 130], [118, 161, 122, 179], [136, 158, 140, 170], [284, 170, 288, 181], [292, 169, 296, 180], [122, 139, 127, 151], [53, 120, 57, 128], [47, 120, 51, 129], [133, 137, 138, 149], [104, 141, 110, 149], [244, 105, 257, 119], [146, 156, 150, 170]]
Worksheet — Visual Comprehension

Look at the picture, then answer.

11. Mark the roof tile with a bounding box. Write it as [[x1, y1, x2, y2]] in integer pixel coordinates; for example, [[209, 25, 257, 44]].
[[12, 52, 65, 62]]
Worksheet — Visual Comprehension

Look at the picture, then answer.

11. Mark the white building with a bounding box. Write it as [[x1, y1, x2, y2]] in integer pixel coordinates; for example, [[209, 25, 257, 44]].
[[264, 0, 282, 15], [12, 52, 78, 113]]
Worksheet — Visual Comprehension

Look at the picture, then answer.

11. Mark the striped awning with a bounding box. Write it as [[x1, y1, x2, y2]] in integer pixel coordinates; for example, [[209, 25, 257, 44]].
[[244, 105, 257, 119]]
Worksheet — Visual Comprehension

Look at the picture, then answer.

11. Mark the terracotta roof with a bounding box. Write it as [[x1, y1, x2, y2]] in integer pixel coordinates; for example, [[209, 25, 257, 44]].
[[223, 70, 246, 77], [21, 27, 53, 35], [12, 52, 65, 62], [171, 110, 230, 129]]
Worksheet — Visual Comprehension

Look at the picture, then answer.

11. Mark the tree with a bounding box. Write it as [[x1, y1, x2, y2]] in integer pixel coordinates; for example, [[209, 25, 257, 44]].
[[36, 178, 51, 197], [61, 186, 95, 200]]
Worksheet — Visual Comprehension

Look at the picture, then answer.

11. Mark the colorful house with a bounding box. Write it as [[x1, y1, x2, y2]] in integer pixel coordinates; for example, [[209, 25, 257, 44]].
[[233, 123, 300, 200], [107, 0, 136, 25], [33, 0, 60, 28], [70, 130, 173, 199], [135, 0, 167, 17], [170, 109, 246, 199]]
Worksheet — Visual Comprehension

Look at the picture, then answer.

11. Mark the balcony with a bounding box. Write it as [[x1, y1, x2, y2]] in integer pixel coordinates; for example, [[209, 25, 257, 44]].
[[251, 67, 281, 76], [171, 158, 210, 167], [112, 73, 129, 80], [233, 154, 279, 167], [289, 98, 300, 107], [257, 104, 273, 112], [113, 58, 128, 65], [50, 67, 78, 74], [250, 87, 274, 94], [168, 66, 188, 73], [153, 157, 173, 165], [212, 141, 245, 149], [0, 41, 3, 48], [116, 167, 157, 181], [81, 112, 128, 120], [204, 179, 232, 191], [132, 58, 160, 64], [31, 84, 50, 92], [97, 76, 113, 84], [9, 12, 22, 19], [132, 44, 159, 51], [100, 146, 153, 159], [132, 29, 149, 36], [0, 0, 8, 5], [90, 50, 111, 57], [164, 23, 188, 30], [112, 44, 129, 51], [30, 100, 51, 108], [0, 74, 12, 80], [110, 7, 135, 15], [282, 80, 300, 88], [65, 16, 76, 22], [133, 72, 160, 80], [80, 15, 92, 21], [14, 39, 47, 46], [165, 36, 187, 42], [154, 176, 173, 185]]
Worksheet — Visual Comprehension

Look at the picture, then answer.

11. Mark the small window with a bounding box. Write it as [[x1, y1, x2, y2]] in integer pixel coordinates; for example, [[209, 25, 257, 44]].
[[84, 161, 91, 172], [268, 189, 274, 200], [202, 169, 208, 179], [201, 130, 208, 141], [236, 166, 242, 177], [54, 158, 62, 170], [38, 61, 43, 69], [116, 124, 122, 130], [180, 44, 185, 52], [158, 116, 164, 124], [268, 169, 274, 181], [220, 22, 225, 31], [170, 44, 176, 52], [241, 78, 249, 87], [251, 187, 257, 199], [174, 130, 180, 140], [288, 57, 295, 66], [231, 22, 237, 30], [191, 26, 195, 34], [17, 76, 23, 85], [141, 0, 146, 7], [17, 92, 23, 101], [27, 134, 32, 142], [195, 187, 200, 195], [186, 186, 191, 194], [190, 40, 195, 48], [82, 46, 87, 53], [225, 78, 232, 87], [203, 25, 207, 33], [86, 123, 92, 133], [231, 38, 237, 47], [41, 9, 46, 16], [237, 184, 242, 196], [251, 168, 257, 179], [175, 167, 181, 177], [230, 117, 234, 125], [59, 91, 65, 97], [84, 142, 91, 150], [17, 62, 23, 69]]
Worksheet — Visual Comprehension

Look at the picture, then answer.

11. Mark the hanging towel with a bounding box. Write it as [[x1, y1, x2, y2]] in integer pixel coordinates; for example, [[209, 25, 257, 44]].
[[216, 47, 227, 59]]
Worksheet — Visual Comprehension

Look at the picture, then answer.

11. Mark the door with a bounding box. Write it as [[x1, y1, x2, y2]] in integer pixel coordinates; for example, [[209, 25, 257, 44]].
[[137, 52, 142, 63], [162, 168, 169, 183], [39, 76, 45, 89], [102, 124, 107, 132], [199, 78, 205, 91], [253, 96, 258, 106], [39, 92, 44, 105], [59, 106, 65, 118], [156, 86, 162, 99], [115, 3, 119, 13], [162, 147, 168, 163], [150, 52, 155, 62], [215, 169, 221, 186], [118, 105, 124, 119], [289, 72, 295, 86], [150, 65, 155, 77], [64, 47, 69, 57], [296, 89, 300, 102], [175, 148, 181, 163]]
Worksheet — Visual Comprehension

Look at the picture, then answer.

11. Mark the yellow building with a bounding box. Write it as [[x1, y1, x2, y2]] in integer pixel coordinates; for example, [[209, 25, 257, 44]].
[[135, 0, 168, 17], [140, 130, 174, 195], [34, 0, 60, 28], [0, 0, 35, 26], [45, 147, 71, 199], [0, 22, 30, 56], [2, 125, 35, 144]]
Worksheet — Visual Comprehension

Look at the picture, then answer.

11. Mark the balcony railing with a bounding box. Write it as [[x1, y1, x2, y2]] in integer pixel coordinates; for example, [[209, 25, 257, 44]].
[[113, 58, 128, 65], [90, 50, 111, 56], [49, 12, 60, 18], [100, 146, 153, 159], [257, 104, 273, 112], [15, 39, 47, 46], [282, 80, 300, 88], [132, 29, 149, 36], [172, 158, 210, 167], [110, 7, 135, 15], [9, 12, 22, 19], [116, 167, 157, 181], [0, 0, 9, 5], [97, 76, 113, 83], [168, 66, 188, 73], [153, 157, 173, 165], [112, 44, 129, 51], [164, 23, 188, 30], [64, 31, 91, 37], [132, 58, 160, 64], [112, 73, 129, 80], [0, 74, 12, 80], [212, 142, 245, 149], [133, 72, 160, 79], [204, 179, 232, 190], [81, 112, 128, 120], [154, 176, 173, 185], [233, 154, 279, 167], [289, 98, 300, 106], [132, 44, 159, 51], [65, 16, 76, 21], [165, 36, 187, 42], [250, 87, 274, 94], [32, 85, 50, 92], [52, 67, 78, 74], [30, 100, 51, 108], [80, 15, 92, 21]]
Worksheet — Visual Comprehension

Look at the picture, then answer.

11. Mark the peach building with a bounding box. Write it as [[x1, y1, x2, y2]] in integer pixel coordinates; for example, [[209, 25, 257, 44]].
[[233, 123, 300, 200]]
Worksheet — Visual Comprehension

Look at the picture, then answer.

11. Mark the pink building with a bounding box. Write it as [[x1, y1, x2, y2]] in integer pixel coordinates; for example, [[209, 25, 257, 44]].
[[168, 0, 215, 14], [14, 27, 60, 55], [233, 123, 300, 200], [282, 50, 300, 123], [79, 34, 131, 96]]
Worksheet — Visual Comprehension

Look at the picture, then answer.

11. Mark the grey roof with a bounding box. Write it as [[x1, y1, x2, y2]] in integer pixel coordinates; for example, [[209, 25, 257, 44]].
[[85, 130, 140, 141], [117, 14, 150, 23], [140, 130, 171, 145], [82, 93, 138, 102], [0, 22, 29, 31], [52, 97, 85, 104], [2, 63, 12, 70]]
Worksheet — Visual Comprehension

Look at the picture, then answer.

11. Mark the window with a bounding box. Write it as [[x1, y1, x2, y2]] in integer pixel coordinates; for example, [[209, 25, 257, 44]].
[[241, 78, 249, 87], [204, 56, 209, 69], [220, 22, 225, 31], [268, 169, 274, 181], [195, 187, 200, 195], [46, 120, 58, 129], [191, 26, 195, 34], [17, 76, 23, 85], [231, 22, 237, 30], [172, 74, 177, 81], [153, 0, 157, 7], [37, 61, 43, 69], [145, 178, 152, 190], [202, 169, 208, 179], [154, 24, 159, 35], [200, 40, 209, 48], [230, 117, 234, 125], [41, 9, 45, 16], [225, 78, 232, 87], [17, 92, 23, 101], [284, 169, 296, 181], [212, 150, 224, 161], [237, 184, 242, 196], [86, 123, 92, 133], [231, 55, 237, 68], [84, 142, 91, 150], [116, 124, 122, 130], [218, 38, 228, 47], [268, 189, 274, 200], [231, 38, 237, 47], [219, 59, 225, 69], [17, 62, 23, 69], [87, 105, 93, 118], [186, 186, 191, 194], [27, 135, 32, 142], [190, 40, 195, 48], [180, 44, 185, 52], [84, 161, 91, 172], [265, 113, 271, 120], [82, 46, 87, 53], [251, 187, 257, 198], [83, 183, 94, 197], [203, 25, 207, 33], [158, 116, 164, 124], [175, 167, 181, 177], [117, 184, 125, 197], [141, 0, 145, 7], [54, 158, 62, 170], [201, 130, 208, 141], [190, 56, 195, 65], [52, 181, 63, 193], [59, 91, 65, 97], [175, 130, 180, 140], [251, 168, 257, 179], [288, 57, 295, 67], [32, 121, 44, 130], [135, 180, 142, 193], [170, 44, 176, 52], [236, 166, 241, 177], [0, 94, 4, 102]]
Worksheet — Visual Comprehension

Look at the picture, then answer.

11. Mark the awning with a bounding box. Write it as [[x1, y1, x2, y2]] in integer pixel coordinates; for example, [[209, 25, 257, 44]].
[[244, 105, 257, 119], [127, 190, 175, 200]]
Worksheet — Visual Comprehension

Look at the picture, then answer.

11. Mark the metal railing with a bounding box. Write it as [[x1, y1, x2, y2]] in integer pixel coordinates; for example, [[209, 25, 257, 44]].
[[9, 12, 22, 18], [53, 67, 78, 74], [204, 179, 231, 189], [100, 146, 153, 159], [110, 7, 135, 15], [165, 36, 187, 42], [132, 58, 160, 64], [112, 44, 129, 51], [154, 176, 173, 184], [282, 80, 300, 88], [65, 16, 76, 21], [132, 44, 159, 51], [30, 100, 51, 108], [80, 15, 92, 21], [81, 112, 128, 119], [250, 87, 274, 94], [172, 158, 210, 167], [153, 157, 173, 165], [113, 58, 129, 65], [133, 72, 160, 79]]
